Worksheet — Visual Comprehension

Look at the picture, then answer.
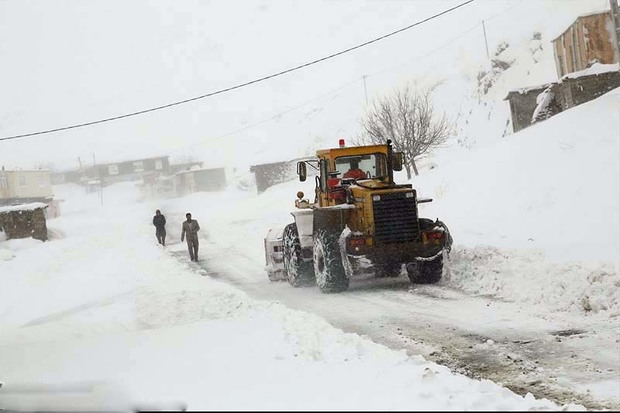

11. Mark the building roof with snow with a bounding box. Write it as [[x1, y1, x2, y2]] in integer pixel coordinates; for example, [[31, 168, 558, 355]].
[[0, 202, 49, 214], [561, 63, 620, 80]]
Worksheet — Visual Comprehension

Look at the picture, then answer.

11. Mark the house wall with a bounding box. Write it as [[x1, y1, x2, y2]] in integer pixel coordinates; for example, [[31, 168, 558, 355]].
[[51, 170, 83, 185], [194, 168, 226, 192], [175, 171, 196, 197], [173, 168, 226, 195], [250, 161, 297, 194], [83, 156, 170, 185], [0, 170, 53, 201], [0, 207, 48, 241], [556, 70, 620, 108], [553, 12, 617, 77], [506, 70, 620, 133], [506, 86, 550, 133], [169, 162, 203, 175]]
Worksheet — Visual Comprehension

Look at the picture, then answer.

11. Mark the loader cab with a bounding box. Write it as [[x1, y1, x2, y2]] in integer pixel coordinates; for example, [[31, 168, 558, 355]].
[[296, 140, 404, 207], [315, 151, 391, 207]]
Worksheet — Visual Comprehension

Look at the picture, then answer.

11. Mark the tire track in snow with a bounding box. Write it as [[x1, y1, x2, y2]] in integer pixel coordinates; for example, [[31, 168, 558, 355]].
[[171, 238, 619, 410]]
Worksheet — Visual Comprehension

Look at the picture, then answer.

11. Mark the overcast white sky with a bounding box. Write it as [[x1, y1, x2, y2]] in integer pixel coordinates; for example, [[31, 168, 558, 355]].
[[0, 0, 607, 171]]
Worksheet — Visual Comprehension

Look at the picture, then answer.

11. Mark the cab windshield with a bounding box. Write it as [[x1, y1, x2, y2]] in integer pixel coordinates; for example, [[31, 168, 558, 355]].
[[334, 153, 387, 179]]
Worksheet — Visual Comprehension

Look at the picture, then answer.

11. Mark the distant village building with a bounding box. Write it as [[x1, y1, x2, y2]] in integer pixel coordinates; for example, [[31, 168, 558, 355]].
[[552, 9, 619, 78], [138, 166, 227, 199], [0, 168, 60, 219], [168, 161, 204, 175], [555, 64, 620, 108], [504, 84, 553, 133], [250, 161, 297, 194], [250, 157, 317, 194], [505, 2, 620, 133], [0, 202, 49, 241], [88, 155, 170, 186], [0, 169, 53, 205], [50, 169, 82, 185], [505, 63, 620, 132], [51, 155, 170, 187], [174, 167, 227, 195]]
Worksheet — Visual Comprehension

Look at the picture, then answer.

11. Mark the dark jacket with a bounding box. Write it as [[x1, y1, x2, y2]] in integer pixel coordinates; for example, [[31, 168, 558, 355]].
[[153, 214, 166, 229], [181, 219, 200, 241]]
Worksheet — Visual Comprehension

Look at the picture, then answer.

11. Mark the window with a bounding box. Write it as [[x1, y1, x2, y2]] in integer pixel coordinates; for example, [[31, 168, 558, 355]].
[[155, 160, 163, 170], [335, 153, 387, 179], [0, 176, 7, 189], [19, 175, 27, 187], [319, 159, 329, 192], [108, 164, 119, 175], [133, 161, 144, 172]]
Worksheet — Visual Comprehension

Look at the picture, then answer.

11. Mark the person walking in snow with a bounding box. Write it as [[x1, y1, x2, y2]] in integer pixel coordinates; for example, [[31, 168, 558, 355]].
[[153, 209, 167, 246], [181, 212, 200, 261]]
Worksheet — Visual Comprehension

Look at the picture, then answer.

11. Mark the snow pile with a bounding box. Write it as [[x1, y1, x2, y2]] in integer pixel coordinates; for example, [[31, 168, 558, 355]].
[[414, 87, 620, 318], [447, 246, 620, 316], [185, 89, 620, 322], [0, 182, 579, 411]]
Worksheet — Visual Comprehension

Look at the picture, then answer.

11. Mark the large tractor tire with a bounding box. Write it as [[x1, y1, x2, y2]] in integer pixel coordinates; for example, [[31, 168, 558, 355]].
[[373, 261, 402, 278], [283, 223, 315, 287], [406, 254, 443, 284], [313, 229, 349, 293]]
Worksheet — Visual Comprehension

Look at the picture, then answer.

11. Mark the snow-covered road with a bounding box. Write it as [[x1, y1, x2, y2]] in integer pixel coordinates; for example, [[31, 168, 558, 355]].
[[175, 233, 619, 410], [1, 178, 617, 410], [151, 163, 619, 410]]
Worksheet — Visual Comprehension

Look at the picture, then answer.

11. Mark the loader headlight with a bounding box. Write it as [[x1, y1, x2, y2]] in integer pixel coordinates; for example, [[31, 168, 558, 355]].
[[372, 195, 381, 201], [406, 192, 414, 198]]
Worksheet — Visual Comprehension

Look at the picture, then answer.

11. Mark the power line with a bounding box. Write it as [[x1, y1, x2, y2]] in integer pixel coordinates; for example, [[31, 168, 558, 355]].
[[168, 78, 362, 155], [173, 0, 523, 155], [365, 0, 526, 81], [0, 0, 474, 142], [483, 0, 525, 22]]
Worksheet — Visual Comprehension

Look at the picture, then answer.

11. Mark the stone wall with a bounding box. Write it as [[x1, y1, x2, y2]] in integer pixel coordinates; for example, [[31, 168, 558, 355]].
[[250, 161, 297, 194], [557, 70, 620, 109], [505, 85, 550, 132], [0, 208, 48, 241], [506, 70, 620, 133]]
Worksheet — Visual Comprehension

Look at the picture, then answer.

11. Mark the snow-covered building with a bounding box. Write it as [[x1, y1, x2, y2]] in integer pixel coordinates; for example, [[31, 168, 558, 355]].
[[250, 157, 317, 194], [51, 156, 171, 187], [174, 167, 227, 196], [250, 160, 297, 194], [138, 166, 227, 200], [505, 63, 620, 132], [504, 84, 553, 133], [552, 8, 619, 78], [0, 168, 53, 206]]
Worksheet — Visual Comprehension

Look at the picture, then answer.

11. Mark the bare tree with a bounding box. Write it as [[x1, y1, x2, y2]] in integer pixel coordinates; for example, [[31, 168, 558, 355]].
[[358, 84, 453, 179]]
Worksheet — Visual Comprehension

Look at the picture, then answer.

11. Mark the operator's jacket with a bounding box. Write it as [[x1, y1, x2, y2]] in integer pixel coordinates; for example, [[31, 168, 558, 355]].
[[181, 219, 200, 242]]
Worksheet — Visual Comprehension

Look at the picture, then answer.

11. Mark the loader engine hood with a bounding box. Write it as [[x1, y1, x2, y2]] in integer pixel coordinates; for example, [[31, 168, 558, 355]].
[[342, 183, 420, 241]]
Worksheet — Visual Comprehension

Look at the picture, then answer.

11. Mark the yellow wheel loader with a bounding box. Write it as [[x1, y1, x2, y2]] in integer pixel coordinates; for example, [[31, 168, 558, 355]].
[[264, 139, 452, 293]]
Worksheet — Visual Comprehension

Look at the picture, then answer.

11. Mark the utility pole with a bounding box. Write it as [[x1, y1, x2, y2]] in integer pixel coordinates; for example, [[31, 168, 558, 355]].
[[77, 157, 85, 186], [93, 152, 103, 206], [363, 75, 368, 105], [482, 20, 490, 60], [611, 0, 620, 58]]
